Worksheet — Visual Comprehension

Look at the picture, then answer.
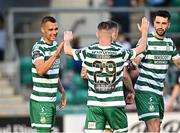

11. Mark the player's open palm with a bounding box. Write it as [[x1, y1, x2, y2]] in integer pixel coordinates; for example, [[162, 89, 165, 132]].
[[54, 42, 64, 57], [137, 17, 149, 34], [64, 31, 73, 41]]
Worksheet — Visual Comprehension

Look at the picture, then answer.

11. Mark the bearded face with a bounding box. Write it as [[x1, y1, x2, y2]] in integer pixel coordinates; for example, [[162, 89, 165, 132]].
[[153, 16, 170, 37]]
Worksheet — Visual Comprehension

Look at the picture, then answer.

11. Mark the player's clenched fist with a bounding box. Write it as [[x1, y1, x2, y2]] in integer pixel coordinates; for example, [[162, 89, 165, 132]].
[[64, 31, 73, 41]]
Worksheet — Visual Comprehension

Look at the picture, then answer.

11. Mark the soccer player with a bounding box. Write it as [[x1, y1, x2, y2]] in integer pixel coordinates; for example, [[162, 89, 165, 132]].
[[81, 21, 135, 106], [110, 21, 135, 105], [63, 17, 149, 132], [29, 16, 66, 132], [131, 10, 180, 132]]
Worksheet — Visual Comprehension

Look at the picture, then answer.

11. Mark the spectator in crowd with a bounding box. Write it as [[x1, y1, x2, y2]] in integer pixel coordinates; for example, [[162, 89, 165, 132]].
[[0, 13, 6, 61], [117, 31, 131, 49], [106, 0, 131, 33], [146, 0, 170, 7], [71, 36, 82, 73], [131, 0, 145, 6]]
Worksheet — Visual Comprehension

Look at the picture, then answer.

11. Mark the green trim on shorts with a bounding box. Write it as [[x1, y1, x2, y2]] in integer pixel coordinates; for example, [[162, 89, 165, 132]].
[[37, 127, 52, 133]]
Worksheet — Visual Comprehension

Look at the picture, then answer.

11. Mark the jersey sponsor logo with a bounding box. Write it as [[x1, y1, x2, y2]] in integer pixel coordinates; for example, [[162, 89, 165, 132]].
[[96, 54, 110, 59], [154, 55, 169, 60], [92, 50, 118, 59], [92, 50, 117, 55], [154, 60, 168, 64], [154, 55, 170, 64], [94, 83, 115, 92], [88, 122, 96, 129]]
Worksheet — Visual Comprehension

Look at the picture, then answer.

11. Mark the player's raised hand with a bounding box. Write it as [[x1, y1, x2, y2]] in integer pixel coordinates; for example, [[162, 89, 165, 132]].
[[64, 31, 73, 41], [54, 42, 64, 57], [137, 17, 149, 35]]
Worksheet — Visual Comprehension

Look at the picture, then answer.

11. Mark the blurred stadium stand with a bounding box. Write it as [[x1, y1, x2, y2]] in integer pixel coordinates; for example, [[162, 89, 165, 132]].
[[0, 0, 180, 117], [0, 62, 28, 116]]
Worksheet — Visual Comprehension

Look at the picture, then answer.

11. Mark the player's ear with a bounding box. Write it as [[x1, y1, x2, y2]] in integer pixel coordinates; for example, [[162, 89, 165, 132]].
[[112, 32, 115, 39], [96, 31, 99, 38], [168, 23, 171, 29], [41, 27, 44, 33]]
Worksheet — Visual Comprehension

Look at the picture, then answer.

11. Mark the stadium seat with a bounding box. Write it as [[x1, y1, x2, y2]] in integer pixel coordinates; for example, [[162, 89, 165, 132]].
[[71, 73, 88, 90], [170, 0, 180, 6], [65, 57, 74, 70], [168, 12, 180, 32], [169, 24, 180, 32], [171, 12, 180, 21], [20, 56, 32, 85], [73, 90, 87, 105], [56, 90, 75, 105], [56, 89, 87, 105]]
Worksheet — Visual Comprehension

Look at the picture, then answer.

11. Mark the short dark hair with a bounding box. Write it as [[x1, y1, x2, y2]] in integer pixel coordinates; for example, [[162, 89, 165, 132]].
[[41, 16, 56, 25], [108, 20, 119, 31], [153, 10, 171, 21], [97, 21, 112, 30]]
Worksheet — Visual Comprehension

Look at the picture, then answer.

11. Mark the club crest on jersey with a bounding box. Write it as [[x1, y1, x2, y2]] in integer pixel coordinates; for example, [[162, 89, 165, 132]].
[[166, 43, 170, 51]]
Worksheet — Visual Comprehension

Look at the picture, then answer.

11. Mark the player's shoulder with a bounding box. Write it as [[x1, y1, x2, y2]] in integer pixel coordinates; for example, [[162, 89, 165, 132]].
[[111, 42, 126, 53], [147, 32, 154, 38], [147, 32, 173, 44], [164, 36, 174, 43], [112, 42, 122, 48], [88, 42, 99, 49], [32, 38, 45, 50]]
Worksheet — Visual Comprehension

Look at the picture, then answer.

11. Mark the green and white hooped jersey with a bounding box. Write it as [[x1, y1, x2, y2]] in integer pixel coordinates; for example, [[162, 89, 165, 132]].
[[30, 38, 60, 102], [135, 32, 180, 95], [73, 42, 136, 107]]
